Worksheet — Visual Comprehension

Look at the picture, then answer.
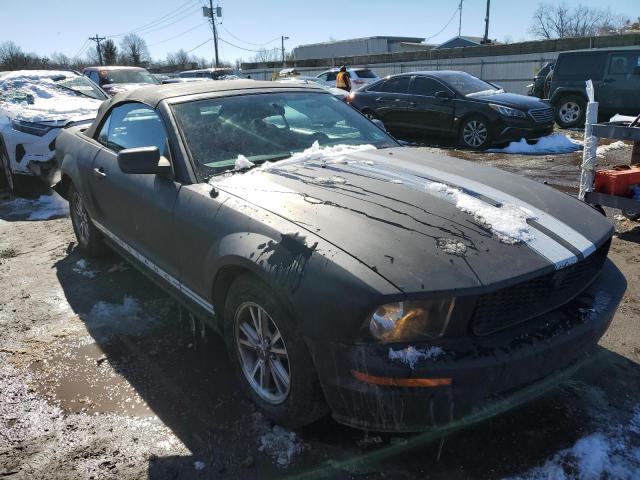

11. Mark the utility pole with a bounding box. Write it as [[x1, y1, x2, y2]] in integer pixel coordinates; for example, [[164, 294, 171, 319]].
[[482, 0, 491, 44], [458, 0, 464, 37], [208, 0, 220, 68], [281, 36, 289, 66], [88, 34, 106, 65]]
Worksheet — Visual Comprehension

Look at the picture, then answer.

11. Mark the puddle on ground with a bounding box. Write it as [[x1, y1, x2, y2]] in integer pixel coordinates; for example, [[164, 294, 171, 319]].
[[28, 338, 155, 417]]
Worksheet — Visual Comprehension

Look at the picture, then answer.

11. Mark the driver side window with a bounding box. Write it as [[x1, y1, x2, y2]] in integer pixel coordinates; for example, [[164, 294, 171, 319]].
[[96, 103, 169, 156]]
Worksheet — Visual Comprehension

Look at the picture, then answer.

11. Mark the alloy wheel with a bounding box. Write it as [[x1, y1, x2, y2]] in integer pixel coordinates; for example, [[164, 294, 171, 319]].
[[234, 301, 291, 404], [71, 190, 91, 245], [462, 120, 488, 148], [559, 102, 581, 125]]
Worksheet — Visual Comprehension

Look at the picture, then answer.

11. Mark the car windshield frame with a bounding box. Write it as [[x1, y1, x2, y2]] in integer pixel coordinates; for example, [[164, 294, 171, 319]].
[[435, 72, 504, 97], [102, 69, 159, 85], [169, 90, 399, 179]]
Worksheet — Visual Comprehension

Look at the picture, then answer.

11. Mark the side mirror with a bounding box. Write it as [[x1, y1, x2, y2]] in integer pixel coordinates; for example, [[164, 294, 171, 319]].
[[118, 146, 172, 175], [435, 90, 452, 99]]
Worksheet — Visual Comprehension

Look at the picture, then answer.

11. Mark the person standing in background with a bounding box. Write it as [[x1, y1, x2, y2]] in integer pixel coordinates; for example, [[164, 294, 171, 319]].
[[336, 66, 351, 92]]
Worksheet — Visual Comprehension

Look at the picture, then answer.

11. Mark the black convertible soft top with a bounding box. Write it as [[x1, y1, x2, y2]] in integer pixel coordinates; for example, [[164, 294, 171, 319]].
[[84, 79, 324, 138]]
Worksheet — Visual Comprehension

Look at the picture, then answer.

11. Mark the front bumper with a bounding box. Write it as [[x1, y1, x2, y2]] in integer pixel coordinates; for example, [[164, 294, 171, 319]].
[[309, 259, 626, 432], [497, 123, 554, 142]]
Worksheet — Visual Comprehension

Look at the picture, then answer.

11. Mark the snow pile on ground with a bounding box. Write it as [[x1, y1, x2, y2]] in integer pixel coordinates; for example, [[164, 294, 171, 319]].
[[89, 296, 142, 319], [0, 70, 101, 122], [73, 259, 98, 279], [596, 140, 628, 158], [258, 425, 305, 467], [260, 141, 376, 170], [510, 405, 640, 480], [234, 154, 255, 170], [436, 237, 467, 256], [3, 193, 69, 220], [489, 134, 582, 155], [388, 346, 444, 369], [427, 182, 536, 244]]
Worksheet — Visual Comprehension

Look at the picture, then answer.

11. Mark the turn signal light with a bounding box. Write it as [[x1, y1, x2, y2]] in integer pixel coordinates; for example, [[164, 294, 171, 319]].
[[351, 370, 452, 387]]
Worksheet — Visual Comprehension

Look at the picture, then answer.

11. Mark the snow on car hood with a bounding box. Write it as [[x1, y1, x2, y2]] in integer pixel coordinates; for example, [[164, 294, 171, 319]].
[[214, 145, 613, 294], [0, 71, 102, 123]]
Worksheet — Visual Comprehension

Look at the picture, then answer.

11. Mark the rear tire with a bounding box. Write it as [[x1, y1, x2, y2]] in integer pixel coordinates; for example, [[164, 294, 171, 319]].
[[224, 274, 327, 428], [622, 210, 640, 221], [69, 184, 105, 256], [554, 95, 586, 129], [459, 116, 492, 150]]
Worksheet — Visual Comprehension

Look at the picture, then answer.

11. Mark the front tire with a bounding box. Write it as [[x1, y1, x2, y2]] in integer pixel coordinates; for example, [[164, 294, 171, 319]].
[[0, 142, 28, 195], [224, 274, 327, 428], [69, 184, 105, 256], [554, 95, 586, 128], [459, 116, 491, 150]]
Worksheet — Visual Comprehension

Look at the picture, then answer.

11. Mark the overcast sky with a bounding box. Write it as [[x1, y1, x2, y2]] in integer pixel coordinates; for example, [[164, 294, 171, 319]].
[[2, 0, 638, 64]]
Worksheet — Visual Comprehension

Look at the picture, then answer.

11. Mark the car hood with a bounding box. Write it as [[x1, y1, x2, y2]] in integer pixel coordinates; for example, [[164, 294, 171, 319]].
[[214, 147, 612, 295], [470, 92, 549, 110]]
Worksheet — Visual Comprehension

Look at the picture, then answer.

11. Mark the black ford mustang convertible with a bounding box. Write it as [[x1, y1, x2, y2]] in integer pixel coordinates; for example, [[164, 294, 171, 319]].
[[55, 80, 625, 432]]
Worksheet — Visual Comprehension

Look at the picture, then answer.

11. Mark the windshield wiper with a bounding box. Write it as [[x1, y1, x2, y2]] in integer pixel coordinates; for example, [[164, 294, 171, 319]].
[[54, 83, 98, 100]]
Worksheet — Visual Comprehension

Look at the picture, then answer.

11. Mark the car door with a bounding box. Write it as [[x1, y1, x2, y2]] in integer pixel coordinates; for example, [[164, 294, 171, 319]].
[[405, 76, 455, 135], [325, 71, 338, 87], [367, 76, 412, 129], [601, 51, 640, 115], [89, 102, 182, 281]]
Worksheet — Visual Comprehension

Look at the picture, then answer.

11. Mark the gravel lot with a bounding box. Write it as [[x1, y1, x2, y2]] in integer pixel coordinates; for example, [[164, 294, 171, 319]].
[[1, 133, 639, 479]]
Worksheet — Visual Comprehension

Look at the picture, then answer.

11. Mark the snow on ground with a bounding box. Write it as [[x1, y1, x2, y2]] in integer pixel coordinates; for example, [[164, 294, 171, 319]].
[[597, 140, 628, 158], [3, 193, 69, 220], [0, 71, 101, 122], [426, 182, 536, 244], [488, 134, 582, 155], [388, 346, 444, 369], [72, 259, 98, 279], [258, 425, 305, 467], [509, 404, 640, 480], [89, 296, 142, 320]]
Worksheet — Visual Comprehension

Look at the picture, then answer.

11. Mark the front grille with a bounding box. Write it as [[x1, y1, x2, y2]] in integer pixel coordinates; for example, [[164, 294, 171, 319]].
[[529, 107, 553, 123], [472, 240, 610, 336]]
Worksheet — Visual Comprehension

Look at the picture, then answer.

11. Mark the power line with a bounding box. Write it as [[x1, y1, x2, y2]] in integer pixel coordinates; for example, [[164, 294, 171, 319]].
[[147, 23, 206, 47], [185, 38, 211, 53], [217, 36, 277, 53], [425, 5, 460, 42], [219, 25, 280, 47], [73, 39, 90, 58], [105, 0, 200, 38], [125, 6, 202, 38]]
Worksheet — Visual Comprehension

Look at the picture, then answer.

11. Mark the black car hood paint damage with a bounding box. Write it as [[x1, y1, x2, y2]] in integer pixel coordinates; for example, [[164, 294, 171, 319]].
[[214, 147, 612, 295]]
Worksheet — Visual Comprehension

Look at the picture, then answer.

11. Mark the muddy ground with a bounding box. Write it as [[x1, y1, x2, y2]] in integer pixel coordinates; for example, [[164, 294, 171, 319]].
[[1, 134, 639, 479]]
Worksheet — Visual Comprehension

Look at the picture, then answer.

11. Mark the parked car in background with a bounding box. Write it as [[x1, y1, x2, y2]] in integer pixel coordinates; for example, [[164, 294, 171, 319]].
[[55, 80, 624, 432], [528, 61, 555, 99], [0, 70, 106, 193], [161, 77, 209, 84], [178, 67, 236, 80], [348, 71, 554, 149], [83, 66, 159, 96], [316, 68, 380, 89], [276, 78, 349, 100], [548, 48, 640, 128]]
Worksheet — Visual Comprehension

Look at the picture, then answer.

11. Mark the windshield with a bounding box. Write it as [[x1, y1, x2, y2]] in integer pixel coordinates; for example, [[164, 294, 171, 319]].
[[103, 69, 159, 85], [171, 91, 398, 175], [55, 75, 107, 100], [437, 72, 503, 96]]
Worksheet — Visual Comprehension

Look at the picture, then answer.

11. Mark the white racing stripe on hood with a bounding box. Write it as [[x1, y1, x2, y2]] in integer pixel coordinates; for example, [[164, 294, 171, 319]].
[[343, 161, 593, 268]]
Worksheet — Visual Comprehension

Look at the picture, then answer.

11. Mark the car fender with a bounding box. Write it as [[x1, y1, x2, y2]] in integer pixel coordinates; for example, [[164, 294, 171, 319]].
[[549, 87, 587, 105]]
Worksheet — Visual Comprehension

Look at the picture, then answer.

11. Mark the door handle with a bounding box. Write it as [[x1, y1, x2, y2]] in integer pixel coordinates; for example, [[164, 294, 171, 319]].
[[93, 167, 106, 179]]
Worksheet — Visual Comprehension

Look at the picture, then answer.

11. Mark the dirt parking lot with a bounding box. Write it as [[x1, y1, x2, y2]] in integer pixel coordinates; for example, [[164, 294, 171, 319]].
[[1, 134, 639, 479]]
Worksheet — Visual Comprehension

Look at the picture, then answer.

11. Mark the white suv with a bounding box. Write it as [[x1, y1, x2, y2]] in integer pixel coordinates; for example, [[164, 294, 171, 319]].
[[0, 70, 106, 194], [315, 68, 380, 89]]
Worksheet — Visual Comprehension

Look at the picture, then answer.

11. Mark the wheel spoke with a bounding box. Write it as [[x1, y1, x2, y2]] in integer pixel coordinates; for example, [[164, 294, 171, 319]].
[[249, 307, 261, 338], [269, 346, 287, 356], [239, 322, 259, 344], [270, 359, 289, 394], [251, 358, 263, 379]]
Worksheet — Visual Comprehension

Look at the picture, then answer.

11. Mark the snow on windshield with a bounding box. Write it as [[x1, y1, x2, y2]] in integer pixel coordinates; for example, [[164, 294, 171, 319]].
[[0, 71, 102, 122], [259, 141, 377, 170]]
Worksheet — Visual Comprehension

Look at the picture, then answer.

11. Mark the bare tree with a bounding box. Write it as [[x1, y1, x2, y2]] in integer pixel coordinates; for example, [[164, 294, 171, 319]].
[[119, 34, 150, 66], [102, 39, 118, 65], [0, 41, 26, 69], [50, 52, 71, 68], [250, 48, 280, 63], [166, 49, 193, 70], [530, 3, 629, 39]]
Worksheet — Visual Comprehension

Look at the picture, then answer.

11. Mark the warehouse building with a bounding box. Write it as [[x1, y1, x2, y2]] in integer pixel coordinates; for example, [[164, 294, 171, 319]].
[[292, 36, 429, 61]]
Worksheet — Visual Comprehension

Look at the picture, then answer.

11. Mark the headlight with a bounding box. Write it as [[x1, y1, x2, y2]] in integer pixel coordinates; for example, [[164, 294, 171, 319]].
[[488, 104, 526, 118], [368, 298, 456, 341], [11, 119, 57, 137]]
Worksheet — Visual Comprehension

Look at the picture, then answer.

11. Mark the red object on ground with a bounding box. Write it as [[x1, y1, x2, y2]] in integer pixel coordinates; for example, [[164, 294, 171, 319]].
[[594, 165, 640, 196]]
